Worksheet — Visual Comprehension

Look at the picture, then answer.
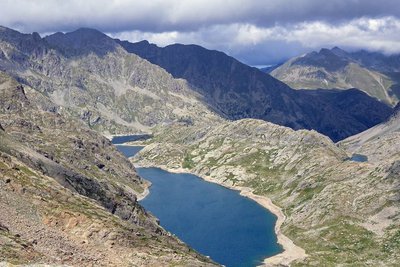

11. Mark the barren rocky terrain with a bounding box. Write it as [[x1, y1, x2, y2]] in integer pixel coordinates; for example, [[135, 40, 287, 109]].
[[0, 71, 217, 266]]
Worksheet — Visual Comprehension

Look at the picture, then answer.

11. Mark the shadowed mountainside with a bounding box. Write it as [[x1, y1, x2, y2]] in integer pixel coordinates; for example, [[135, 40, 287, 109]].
[[116, 39, 392, 141]]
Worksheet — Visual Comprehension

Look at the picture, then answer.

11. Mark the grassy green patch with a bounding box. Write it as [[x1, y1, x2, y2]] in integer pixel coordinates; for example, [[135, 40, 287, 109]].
[[182, 153, 195, 169], [382, 228, 400, 254]]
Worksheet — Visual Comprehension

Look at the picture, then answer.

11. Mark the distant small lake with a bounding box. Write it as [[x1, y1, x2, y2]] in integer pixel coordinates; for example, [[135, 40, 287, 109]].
[[349, 153, 368, 162], [116, 142, 282, 267], [111, 134, 151, 144]]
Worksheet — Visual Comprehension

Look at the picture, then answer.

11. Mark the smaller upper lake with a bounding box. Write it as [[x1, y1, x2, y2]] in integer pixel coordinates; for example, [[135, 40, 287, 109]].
[[111, 134, 151, 144]]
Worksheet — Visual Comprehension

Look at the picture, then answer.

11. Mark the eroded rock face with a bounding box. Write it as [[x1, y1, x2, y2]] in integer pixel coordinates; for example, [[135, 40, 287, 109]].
[[0, 26, 222, 135], [0, 72, 152, 228]]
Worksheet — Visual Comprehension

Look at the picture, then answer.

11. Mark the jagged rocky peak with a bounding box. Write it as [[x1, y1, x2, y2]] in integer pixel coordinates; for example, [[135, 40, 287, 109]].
[[45, 27, 119, 56], [115, 39, 162, 59], [0, 25, 41, 44], [293, 47, 350, 71], [0, 26, 46, 55], [330, 46, 349, 56], [0, 27, 223, 134]]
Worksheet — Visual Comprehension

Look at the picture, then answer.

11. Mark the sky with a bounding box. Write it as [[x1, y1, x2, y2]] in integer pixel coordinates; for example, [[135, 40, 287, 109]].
[[1, 0, 400, 65]]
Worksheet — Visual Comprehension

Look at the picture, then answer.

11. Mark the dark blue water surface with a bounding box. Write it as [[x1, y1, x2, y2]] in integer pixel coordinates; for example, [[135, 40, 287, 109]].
[[111, 134, 151, 144], [117, 144, 282, 267], [349, 154, 368, 162]]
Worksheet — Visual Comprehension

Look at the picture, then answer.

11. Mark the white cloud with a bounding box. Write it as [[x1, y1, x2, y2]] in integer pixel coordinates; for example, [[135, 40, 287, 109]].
[[2, 0, 400, 33], [1, 1, 400, 64], [284, 17, 400, 53], [111, 16, 400, 64]]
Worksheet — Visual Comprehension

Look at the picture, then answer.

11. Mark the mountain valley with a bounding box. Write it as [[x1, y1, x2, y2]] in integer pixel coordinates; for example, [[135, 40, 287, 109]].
[[0, 24, 399, 267]]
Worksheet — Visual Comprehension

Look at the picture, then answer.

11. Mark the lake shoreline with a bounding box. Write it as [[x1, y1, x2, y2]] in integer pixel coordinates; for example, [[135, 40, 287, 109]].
[[134, 163, 307, 267], [137, 182, 150, 201]]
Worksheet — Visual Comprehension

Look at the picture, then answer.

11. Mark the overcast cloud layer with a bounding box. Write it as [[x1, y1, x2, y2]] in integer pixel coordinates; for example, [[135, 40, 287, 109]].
[[1, 0, 400, 65]]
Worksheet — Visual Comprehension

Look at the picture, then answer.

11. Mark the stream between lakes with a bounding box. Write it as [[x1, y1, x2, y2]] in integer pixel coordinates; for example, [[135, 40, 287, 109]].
[[113, 136, 282, 267]]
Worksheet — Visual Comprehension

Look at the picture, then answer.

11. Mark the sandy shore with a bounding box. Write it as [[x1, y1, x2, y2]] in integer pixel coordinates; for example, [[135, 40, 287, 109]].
[[137, 186, 150, 201], [134, 163, 307, 266]]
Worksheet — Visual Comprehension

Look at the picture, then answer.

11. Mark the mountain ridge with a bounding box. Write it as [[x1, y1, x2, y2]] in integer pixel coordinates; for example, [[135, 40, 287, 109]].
[[271, 47, 400, 106], [0, 26, 222, 135], [0, 26, 393, 141], [116, 38, 392, 141]]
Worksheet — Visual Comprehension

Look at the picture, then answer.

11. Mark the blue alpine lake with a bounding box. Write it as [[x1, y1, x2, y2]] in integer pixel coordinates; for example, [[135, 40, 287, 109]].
[[111, 134, 151, 144], [115, 143, 282, 267]]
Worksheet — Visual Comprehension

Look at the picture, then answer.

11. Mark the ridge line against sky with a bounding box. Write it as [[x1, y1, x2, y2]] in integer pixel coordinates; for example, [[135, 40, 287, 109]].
[[1, 0, 399, 65]]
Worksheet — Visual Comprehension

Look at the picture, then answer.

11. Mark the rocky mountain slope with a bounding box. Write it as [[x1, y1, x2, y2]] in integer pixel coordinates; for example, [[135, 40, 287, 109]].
[[0, 25, 398, 266], [116, 39, 392, 142], [271, 47, 400, 106], [0, 71, 216, 266], [340, 102, 400, 163], [0, 26, 221, 135], [132, 120, 400, 266]]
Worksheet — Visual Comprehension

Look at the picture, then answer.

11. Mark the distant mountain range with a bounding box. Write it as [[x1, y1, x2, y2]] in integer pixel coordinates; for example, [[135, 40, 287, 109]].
[[116, 39, 391, 141], [271, 47, 400, 106], [0, 26, 393, 142]]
